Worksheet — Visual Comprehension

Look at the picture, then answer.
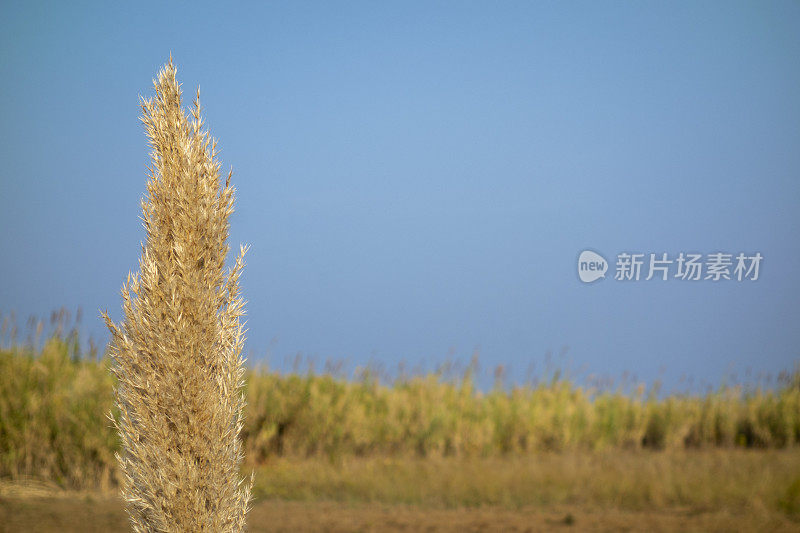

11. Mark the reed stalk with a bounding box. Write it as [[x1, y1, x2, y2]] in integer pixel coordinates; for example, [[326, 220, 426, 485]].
[[103, 58, 252, 532]]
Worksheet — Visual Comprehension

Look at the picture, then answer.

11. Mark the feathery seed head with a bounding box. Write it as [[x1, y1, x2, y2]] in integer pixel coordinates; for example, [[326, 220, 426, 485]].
[[104, 58, 252, 532]]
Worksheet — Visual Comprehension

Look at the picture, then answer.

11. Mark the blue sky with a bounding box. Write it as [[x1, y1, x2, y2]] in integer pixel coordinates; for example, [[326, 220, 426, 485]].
[[1, 1, 799, 390]]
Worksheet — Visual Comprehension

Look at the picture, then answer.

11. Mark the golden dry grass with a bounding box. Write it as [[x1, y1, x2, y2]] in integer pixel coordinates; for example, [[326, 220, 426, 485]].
[[1, 336, 799, 489], [243, 364, 800, 460], [102, 59, 251, 531], [2, 333, 800, 528], [3, 450, 799, 532]]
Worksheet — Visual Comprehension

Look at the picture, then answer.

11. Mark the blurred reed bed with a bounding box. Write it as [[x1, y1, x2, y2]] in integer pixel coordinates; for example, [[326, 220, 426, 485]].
[[244, 358, 800, 460], [0, 310, 116, 490], [1, 311, 799, 490]]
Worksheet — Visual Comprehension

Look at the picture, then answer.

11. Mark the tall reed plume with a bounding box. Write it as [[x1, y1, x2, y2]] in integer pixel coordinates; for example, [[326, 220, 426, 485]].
[[103, 59, 252, 532]]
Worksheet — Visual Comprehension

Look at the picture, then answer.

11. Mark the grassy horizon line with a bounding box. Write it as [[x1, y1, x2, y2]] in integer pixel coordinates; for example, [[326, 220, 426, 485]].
[[2, 308, 797, 398], [1, 333, 798, 493]]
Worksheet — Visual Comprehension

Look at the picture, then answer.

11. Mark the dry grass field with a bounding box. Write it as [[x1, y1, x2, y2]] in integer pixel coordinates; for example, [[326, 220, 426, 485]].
[[2, 450, 800, 532], [2, 497, 798, 532], [1, 324, 799, 531]]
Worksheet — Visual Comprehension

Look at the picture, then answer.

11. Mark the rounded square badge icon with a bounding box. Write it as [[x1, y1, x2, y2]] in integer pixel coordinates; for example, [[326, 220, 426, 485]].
[[578, 250, 607, 283]]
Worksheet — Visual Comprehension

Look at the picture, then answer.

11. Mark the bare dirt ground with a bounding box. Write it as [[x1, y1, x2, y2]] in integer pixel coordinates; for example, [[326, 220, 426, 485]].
[[1, 495, 798, 532]]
